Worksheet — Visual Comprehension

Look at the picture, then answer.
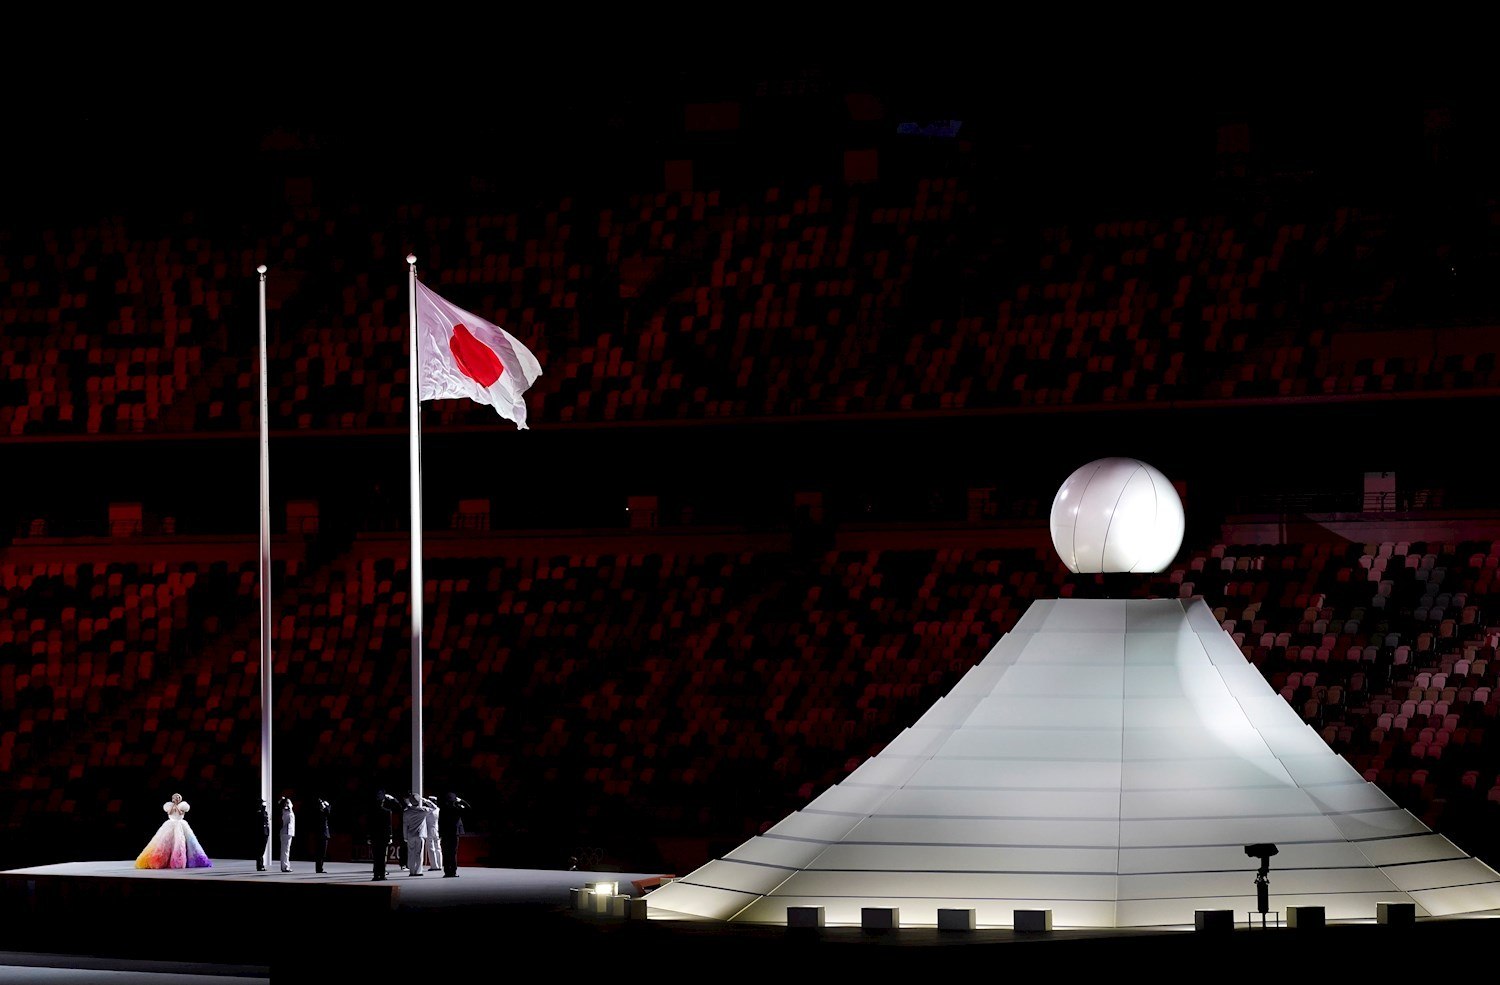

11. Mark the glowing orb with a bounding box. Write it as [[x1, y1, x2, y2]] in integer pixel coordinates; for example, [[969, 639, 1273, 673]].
[[1050, 458, 1184, 574]]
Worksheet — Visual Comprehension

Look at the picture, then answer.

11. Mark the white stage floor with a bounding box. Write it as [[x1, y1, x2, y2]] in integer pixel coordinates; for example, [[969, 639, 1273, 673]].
[[0, 950, 269, 984], [0, 859, 675, 981], [2, 858, 673, 910]]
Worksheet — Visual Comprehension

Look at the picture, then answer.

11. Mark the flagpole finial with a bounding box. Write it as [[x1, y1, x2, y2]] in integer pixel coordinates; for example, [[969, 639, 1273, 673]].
[[256, 264, 267, 275], [406, 254, 417, 266]]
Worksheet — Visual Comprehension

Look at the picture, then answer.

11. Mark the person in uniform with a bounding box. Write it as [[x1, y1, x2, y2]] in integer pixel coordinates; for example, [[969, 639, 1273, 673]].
[[369, 790, 402, 881], [253, 798, 271, 871], [439, 793, 470, 878], [277, 795, 296, 872], [313, 796, 333, 873]]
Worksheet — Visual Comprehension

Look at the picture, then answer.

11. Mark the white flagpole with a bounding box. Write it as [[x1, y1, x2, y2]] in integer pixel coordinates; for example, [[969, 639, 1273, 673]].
[[256, 264, 273, 809], [407, 254, 425, 800]]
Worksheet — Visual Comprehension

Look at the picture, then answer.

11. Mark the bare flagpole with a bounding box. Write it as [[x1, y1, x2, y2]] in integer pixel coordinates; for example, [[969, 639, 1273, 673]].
[[407, 254, 425, 800], [256, 264, 273, 808]]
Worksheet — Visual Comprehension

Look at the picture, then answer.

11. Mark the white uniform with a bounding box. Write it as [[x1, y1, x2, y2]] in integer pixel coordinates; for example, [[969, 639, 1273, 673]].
[[279, 801, 296, 872], [423, 799, 442, 871], [402, 799, 433, 875]]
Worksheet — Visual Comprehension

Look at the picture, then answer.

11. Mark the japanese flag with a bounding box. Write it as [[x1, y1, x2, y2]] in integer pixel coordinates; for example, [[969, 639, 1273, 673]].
[[415, 280, 542, 429]]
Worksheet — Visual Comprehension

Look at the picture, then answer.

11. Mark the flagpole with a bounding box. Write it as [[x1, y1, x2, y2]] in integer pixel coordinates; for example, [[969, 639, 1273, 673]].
[[407, 254, 425, 800], [256, 264, 273, 809]]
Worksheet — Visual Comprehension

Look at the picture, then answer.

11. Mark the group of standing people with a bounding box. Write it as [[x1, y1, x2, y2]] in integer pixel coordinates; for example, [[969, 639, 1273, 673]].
[[370, 791, 468, 880], [137, 789, 469, 878], [252, 795, 333, 873], [259, 790, 468, 879]]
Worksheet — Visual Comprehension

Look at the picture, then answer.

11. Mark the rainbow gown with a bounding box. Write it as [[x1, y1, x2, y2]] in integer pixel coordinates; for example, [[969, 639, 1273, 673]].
[[134, 800, 212, 869]]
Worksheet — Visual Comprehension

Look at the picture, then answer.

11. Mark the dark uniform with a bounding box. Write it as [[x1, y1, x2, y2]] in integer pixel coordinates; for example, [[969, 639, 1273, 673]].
[[369, 791, 402, 881], [439, 794, 470, 878], [254, 799, 271, 871], [314, 798, 332, 873]]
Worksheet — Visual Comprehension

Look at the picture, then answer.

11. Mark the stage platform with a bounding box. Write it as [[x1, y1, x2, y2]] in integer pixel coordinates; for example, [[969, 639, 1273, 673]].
[[0, 859, 672, 981], [3, 859, 1499, 980], [0, 858, 673, 912]]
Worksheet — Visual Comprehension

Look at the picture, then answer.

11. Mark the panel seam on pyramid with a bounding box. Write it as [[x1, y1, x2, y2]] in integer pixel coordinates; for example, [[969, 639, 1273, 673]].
[[1112, 603, 1140, 924]]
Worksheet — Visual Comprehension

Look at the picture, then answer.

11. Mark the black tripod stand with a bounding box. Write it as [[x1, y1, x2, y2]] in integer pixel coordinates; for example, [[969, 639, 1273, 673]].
[[1245, 842, 1279, 928]]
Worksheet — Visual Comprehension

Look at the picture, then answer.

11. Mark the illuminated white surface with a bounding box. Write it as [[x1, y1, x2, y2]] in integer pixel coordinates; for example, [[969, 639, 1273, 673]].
[[1049, 458, 1185, 573], [646, 598, 1500, 927]]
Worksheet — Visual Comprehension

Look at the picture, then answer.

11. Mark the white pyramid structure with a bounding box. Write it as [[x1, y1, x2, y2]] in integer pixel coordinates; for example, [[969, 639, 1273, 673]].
[[646, 597, 1500, 927]]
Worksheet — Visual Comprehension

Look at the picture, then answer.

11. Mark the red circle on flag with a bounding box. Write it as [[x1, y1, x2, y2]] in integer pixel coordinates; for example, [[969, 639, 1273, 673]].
[[449, 323, 505, 388]]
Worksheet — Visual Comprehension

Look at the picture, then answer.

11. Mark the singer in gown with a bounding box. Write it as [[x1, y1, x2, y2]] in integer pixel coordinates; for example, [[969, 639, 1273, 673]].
[[134, 793, 212, 869]]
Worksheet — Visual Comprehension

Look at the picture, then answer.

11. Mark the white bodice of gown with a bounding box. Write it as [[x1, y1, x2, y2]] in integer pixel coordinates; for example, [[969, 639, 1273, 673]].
[[163, 801, 190, 820]]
